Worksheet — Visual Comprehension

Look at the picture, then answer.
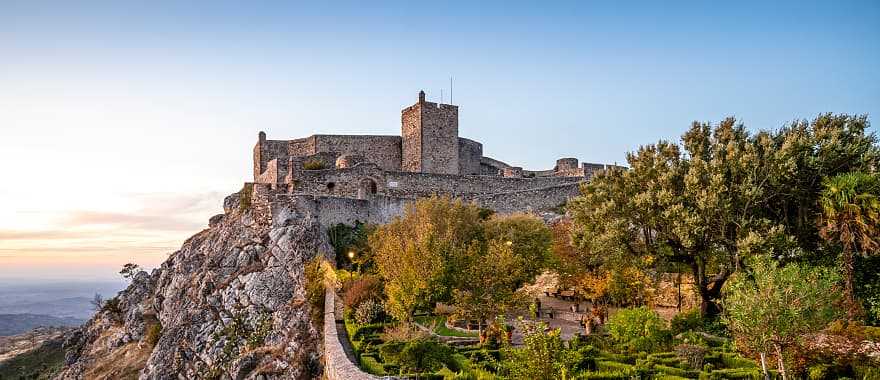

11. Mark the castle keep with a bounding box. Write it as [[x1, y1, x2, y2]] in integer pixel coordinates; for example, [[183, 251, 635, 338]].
[[247, 91, 621, 223]]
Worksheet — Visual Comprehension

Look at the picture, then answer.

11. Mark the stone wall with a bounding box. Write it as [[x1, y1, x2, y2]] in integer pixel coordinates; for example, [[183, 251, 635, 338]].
[[401, 95, 423, 173], [322, 288, 381, 380], [419, 102, 459, 174], [458, 137, 483, 175], [254, 136, 290, 180], [382, 171, 582, 198], [312, 135, 402, 171], [467, 182, 581, 213], [401, 91, 459, 175]]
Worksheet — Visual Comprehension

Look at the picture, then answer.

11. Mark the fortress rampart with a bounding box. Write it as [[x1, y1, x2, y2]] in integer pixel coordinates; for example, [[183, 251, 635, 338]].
[[249, 91, 624, 218]]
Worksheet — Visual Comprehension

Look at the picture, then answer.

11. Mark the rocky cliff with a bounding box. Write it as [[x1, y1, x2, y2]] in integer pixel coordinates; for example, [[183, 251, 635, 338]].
[[57, 193, 331, 379]]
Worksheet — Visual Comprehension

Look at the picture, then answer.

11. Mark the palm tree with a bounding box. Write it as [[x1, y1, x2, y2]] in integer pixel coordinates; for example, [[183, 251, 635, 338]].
[[818, 172, 880, 317]]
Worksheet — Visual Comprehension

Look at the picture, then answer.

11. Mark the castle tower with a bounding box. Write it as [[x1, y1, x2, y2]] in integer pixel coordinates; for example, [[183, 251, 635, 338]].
[[401, 90, 460, 174]]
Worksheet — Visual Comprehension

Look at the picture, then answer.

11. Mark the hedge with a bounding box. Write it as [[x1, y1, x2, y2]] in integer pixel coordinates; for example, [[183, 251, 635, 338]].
[[573, 371, 633, 380], [595, 360, 635, 373], [720, 353, 757, 369], [652, 364, 699, 378], [359, 355, 386, 376]]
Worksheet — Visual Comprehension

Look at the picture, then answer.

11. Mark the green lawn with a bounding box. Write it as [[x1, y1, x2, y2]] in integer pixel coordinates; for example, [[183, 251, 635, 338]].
[[414, 315, 478, 337]]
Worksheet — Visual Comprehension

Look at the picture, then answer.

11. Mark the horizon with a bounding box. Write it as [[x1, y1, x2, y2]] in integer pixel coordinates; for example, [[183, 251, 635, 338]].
[[1, 0, 878, 281]]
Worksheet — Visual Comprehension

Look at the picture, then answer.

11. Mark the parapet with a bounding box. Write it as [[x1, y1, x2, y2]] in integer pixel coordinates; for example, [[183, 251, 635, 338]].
[[556, 158, 579, 171], [502, 167, 524, 178]]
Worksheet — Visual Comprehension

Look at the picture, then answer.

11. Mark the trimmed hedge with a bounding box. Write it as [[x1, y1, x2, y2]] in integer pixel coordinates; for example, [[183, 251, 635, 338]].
[[595, 360, 635, 373], [359, 355, 386, 376], [720, 353, 757, 369], [652, 364, 700, 378], [698, 368, 764, 380], [573, 371, 633, 380]]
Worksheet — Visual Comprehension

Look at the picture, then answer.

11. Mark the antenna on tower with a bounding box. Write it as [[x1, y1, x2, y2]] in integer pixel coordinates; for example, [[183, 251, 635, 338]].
[[449, 76, 453, 104], [441, 89, 444, 104]]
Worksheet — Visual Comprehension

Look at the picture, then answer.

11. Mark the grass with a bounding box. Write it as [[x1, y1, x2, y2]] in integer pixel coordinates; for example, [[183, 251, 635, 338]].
[[413, 315, 478, 338], [0, 337, 64, 379]]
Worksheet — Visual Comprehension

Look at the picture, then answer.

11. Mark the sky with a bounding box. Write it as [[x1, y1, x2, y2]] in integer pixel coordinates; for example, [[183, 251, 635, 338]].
[[0, 1, 878, 281]]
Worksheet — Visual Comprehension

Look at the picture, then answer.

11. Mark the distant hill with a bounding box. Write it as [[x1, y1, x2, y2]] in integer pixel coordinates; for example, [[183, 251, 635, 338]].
[[0, 314, 85, 336], [0, 297, 96, 320]]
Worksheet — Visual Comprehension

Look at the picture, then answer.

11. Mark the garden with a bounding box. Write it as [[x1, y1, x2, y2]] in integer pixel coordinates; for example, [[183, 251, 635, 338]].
[[312, 115, 880, 379]]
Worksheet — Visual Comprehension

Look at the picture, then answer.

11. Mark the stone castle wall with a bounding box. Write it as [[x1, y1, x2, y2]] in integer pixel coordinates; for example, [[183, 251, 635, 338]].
[[458, 137, 483, 175], [401, 91, 459, 175], [401, 101, 422, 172], [312, 135, 402, 171], [418, 102, 459, 175]]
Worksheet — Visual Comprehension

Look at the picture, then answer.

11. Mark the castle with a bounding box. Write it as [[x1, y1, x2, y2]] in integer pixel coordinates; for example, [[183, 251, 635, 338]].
[[246, 91, 621, 224]]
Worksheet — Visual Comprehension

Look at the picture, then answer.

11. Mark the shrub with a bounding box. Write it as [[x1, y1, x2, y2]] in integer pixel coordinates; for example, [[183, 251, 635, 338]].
[[343, 275, 384, 311], [606, 307, 671, 353], [379, 341, 407, 365], [720, 353, 757, 369], [698, 368, 763, 379], [573, 371, 633, 380], [144, 322, 162, 348], [380, 323, 429, 343], [304, 256, 331, 325], [670, 309, 703, 335], [595, 360, 635, 373], [302, 159, 326, 170], [653, 364, 697, 378], [239, 183, 253, 210], [354, 299, 385, 324], [396, 338, 456, 373], [359, 355, 386, 376], [101, 297, 124, 323], [675, 343, 708, 370], [671, 308, 728, 336]]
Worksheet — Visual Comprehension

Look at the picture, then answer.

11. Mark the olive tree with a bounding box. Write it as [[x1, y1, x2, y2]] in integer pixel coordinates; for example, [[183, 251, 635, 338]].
[[723, 256, 843, 380]]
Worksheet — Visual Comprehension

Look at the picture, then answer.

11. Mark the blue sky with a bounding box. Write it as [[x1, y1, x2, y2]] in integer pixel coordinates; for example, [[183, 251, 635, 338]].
[[1, 1, 878, 280]]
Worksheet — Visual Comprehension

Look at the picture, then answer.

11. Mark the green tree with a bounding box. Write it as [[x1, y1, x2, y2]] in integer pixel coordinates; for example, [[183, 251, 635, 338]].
[[605, 306, 671, 353], [500, 321, 578, 380], [483, 213, 553, 286], [818, 172, 880, 317], [452, 240, 527, 334], [569, 118, 780, 316], [370, 196, 483, 321], [723, 256, 843, 380], [569, 114, 879, 317]]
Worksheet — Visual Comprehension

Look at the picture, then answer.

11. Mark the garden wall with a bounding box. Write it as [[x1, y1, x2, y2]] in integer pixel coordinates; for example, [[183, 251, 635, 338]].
[[323, 288, 382, 380]]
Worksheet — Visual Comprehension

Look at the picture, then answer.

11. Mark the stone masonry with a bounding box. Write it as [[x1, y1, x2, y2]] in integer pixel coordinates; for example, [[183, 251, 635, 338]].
[[251, 91, 625, 214]]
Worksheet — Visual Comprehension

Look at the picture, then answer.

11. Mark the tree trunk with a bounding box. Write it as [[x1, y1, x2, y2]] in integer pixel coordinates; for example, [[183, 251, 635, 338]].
[[774, 343, 787, 380], [843, 248, 857, 319], [759, 352, 769, 380]]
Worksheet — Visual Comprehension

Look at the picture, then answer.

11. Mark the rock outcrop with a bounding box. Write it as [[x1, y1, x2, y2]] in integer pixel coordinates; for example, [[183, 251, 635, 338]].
[[58, 195, 331, 379]]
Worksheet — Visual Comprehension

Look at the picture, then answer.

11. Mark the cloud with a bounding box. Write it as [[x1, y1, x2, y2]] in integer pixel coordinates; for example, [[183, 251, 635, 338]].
[[0, 230, 101, 240], [62, 211, 204, 232]]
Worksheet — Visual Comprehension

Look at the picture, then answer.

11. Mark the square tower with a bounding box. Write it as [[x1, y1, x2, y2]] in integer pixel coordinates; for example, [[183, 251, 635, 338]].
[[401, 91, 460, 174]]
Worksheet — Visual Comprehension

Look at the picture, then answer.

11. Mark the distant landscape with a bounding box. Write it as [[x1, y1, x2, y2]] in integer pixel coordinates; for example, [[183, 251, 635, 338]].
[[0, 280, 125, 336]]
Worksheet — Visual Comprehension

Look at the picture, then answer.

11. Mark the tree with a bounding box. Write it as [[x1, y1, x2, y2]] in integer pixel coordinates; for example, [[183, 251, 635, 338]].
[[119, 263, 141, 281], [370, 196, 483, 322], [452, 240, 527, 334], [818, 172, 880, 317], [569, 118, 779, 316], [500, 321, 579, 380], [90, 293, 104, 311], [568, 115, 879, 317], [723, 256, 843, 380], [483, 213, 553, 286]]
